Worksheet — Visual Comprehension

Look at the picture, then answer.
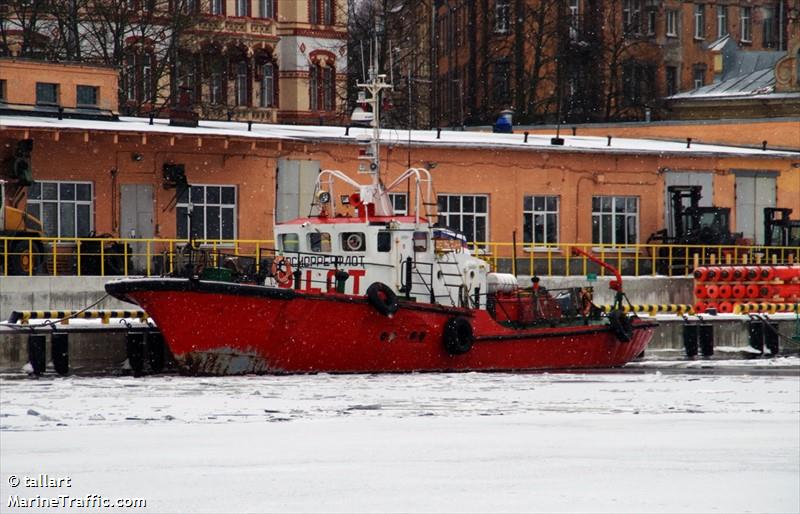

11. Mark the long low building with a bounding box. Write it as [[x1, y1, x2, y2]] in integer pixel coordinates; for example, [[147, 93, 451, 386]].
[[1, 115, 798, 270]]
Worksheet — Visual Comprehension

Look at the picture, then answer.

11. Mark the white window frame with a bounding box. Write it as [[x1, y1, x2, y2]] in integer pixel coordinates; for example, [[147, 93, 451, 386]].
[[236, 61, 248, 106], [389, 193, 408, 215], [740, 7, 751, 42], [260, 62, 274, 107], [666, 10, 678, 37], [125, 55, 136, 101], [716, 5, 728, 38], [494, 0, 510, 33], [693, 65, 705, 89], [177, 184, 237, 241], [523, 195, 559, 246], [26, 181, 94, 238], [437, 194, 489, 245], [142, 54, 152, 102], [762, 6, 775, 47], [592, 196, 639, 246], [694, 3, 705, 40], [259, 0, 273, 18], [210, 0, 222, 15], [236, 0, 248, 16]]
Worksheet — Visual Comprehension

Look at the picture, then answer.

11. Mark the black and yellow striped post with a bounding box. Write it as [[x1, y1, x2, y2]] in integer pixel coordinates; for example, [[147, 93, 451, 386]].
[[8, 310, 148, 325], [599, 304, 694, 316]]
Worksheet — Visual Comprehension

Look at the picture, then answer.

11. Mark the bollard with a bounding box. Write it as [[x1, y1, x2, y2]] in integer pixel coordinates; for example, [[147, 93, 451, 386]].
[[334, 269, 349, 294], [27, 334, 47, 375], [747, 320, 764, 353], [764, 322, 780, 356], [698, 324, 714, 357], [126, 331, 146, 375], [147, 331, 166, 373], [682, 324, 699, 358], [293, 269, 303, 290], [51, 332, 69, 376]]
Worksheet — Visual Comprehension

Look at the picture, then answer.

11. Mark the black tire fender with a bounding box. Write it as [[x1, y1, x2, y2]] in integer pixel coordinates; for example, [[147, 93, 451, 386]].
[[608, 310, 634, 343], [443, 316, 473, 355], [366, 282, 399, 316]]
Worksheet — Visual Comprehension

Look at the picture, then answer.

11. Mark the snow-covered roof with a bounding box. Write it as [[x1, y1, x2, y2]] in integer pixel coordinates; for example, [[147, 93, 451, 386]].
[[1, 114, 797, 158]]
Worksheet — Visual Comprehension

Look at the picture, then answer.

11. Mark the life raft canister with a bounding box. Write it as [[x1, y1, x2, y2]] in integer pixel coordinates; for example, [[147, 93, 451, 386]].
[[607, 310, 634, 343], [366, 282, 399, 316], [271, 256, 293, 285], [443, 316, 474, 355]]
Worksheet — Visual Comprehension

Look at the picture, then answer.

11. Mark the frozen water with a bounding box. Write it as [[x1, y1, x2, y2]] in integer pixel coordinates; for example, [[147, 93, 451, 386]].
[[1, 371, 798, 513]]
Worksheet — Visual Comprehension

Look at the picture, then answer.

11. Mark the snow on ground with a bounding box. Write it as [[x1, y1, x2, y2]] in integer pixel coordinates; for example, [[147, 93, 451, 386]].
[[1, 371, 798, 513]]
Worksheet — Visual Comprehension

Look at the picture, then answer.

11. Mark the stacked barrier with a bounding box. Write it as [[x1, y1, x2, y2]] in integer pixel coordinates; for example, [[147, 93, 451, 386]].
[[693, 265, 800, 314]]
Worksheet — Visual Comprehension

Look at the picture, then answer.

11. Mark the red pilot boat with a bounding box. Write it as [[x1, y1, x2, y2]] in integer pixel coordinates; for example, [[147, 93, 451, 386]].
[[106, 72, 656, 375]]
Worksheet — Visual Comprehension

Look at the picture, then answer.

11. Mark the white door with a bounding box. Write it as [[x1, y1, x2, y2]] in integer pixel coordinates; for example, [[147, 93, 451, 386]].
[[276, 159, 320, 223], [120, 184, 154, 273], [735, 171, 776, 243]]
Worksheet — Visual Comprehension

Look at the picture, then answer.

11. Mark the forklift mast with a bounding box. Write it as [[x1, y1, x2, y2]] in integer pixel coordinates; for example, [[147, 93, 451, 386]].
[[668, 185, 703, 239]]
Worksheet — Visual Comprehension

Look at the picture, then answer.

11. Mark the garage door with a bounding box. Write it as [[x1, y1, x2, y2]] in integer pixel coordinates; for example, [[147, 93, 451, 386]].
[[735, 171, 776, 243]]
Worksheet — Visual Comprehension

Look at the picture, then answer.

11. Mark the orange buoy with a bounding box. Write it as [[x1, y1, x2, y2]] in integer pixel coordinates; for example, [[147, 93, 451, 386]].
[[694, 302, 707, 314], [732, 266, 747, 281], [706, 267, 720, 281], [731, 284, 747, 299], [694, 285, 708, 298], [758, 267, 773, 280], [745, 266, 759, 280], [705, 284, 720, 298], [718, 284, 732, 298], [693, 267, 709, 282], [705, 301, 719, 312], [745, 284, 761, 298], [772, 266, 800, 281], [719, 267, 732, 281], [718, 302, 734, 314]]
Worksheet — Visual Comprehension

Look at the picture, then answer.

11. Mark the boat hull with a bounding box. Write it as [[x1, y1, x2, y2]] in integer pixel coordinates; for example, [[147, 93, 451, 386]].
[[106, 278, 656, 375]]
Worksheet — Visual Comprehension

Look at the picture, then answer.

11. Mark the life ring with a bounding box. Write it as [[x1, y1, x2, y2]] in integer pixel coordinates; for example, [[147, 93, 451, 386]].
[[271, 256, 293, 285], [577, 288, 593, 316], [366, 282, 399, 316], [443, 316, 473, 355], [607, 310, 634, 343], [345, 233, 364, 252]]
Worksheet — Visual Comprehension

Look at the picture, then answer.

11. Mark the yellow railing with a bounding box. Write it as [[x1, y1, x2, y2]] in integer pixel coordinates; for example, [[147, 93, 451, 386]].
[[0, 236, 797, 278]]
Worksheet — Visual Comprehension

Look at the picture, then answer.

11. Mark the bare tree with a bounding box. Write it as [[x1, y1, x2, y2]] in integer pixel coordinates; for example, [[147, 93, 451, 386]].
[[0, 0, 51, 58]]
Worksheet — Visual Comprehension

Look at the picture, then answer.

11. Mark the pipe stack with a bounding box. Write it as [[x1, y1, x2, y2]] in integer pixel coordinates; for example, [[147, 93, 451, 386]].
[[693, 265, 800, 314]]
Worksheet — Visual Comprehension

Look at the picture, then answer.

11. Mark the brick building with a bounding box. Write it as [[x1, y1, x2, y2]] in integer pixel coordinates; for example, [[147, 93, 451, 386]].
[[431, 0, 798, 126], [0, 0, 348, 124]]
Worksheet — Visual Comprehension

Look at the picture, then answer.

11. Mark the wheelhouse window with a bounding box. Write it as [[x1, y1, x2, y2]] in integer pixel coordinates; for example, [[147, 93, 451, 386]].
[[494, 0, 510, 33], [693, 3, 705, 39], [592, 196, 638, 246], [437, 194, 488, 245], [76, 85, 98, 107], [523, 196, 559, 245], [26, 181, 93, 237], [389, 192, 407, 215], [279, 233, 299, 253], [377, 232, 391, 252], [177, 185, 236, 240], [35, 83, 59, 105], [341, 232, 366, 252], [308, 232, 332, 253]]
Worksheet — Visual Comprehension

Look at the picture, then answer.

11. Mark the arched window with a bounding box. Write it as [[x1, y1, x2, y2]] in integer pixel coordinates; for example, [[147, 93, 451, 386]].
[[309, 62, 335, 112]]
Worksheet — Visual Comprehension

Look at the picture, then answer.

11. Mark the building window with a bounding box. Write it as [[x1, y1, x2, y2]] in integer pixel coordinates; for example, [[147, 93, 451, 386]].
[[740, 7, 751, 42], [235, 61, 248, 106], [0, 79, 6, 102], [694, 4, 705, 39], [622, 61, 655, 105], [125, 54, 136, 102], [623, 0, 642, 34], [210, 0, 222, 15], [666, 9, 678, 37], [142, 54, 153, 102], [260, 62, 274, 107], [389, 193, 407, 215], [177, 185, 237, 240], [666, 66, 678, 96], [76, 85, 99, 107], [309, 63, 334, 111], [523, 196, 559, 245], [568, 0, 581, 39], [437, 194, 488, 244], [259, 0, 273, 18], [309, 0, 318, 23], [35, 82, 59, 105], [309, 64, 319, 110], [322, 0, 333, 25], [492, 60, 511, 104], [647, 9, 656, 35], [322, 67, 334, 111], [716, 5, 728, 38], [762, 6, 776, 48], [236, 0, 248, 16], [310, 0, 333, 24], [494, 0, 510, 33], [26, 181, 93, 238], [592, 196, 638, 246], [693, 64, 706, 89]]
